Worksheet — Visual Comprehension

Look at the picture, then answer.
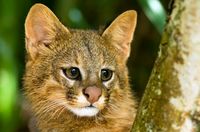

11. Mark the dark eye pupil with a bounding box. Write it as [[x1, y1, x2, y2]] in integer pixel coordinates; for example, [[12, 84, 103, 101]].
[[71, 68, 78, 76], [101, 69, 112, 81], [102, 70, 109, 78], [63, 67, 80, 80]]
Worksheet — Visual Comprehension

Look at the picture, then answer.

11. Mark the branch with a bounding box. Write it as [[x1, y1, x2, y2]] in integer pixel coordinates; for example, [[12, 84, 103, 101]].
[[132, 0, 200, 131]]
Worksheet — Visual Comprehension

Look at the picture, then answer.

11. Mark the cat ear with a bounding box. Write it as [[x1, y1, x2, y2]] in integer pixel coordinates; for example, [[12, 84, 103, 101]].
[[25, 3, 70, 59], [102, 10, 137, 60]]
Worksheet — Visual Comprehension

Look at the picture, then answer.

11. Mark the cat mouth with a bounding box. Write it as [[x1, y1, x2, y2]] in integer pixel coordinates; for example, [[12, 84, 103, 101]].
[[86, 104, 95, 108], [69, 105, 100, 117]]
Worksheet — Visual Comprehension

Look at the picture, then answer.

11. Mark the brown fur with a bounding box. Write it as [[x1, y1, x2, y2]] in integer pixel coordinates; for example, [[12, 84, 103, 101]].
[[24, 3, 137, 132]]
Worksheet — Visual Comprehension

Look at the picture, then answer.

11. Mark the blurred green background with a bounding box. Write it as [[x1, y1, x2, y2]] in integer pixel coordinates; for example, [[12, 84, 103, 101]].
[[0, 0, 168, 131]]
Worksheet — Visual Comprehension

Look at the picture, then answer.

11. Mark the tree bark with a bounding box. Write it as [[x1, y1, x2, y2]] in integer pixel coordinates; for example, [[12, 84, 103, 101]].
[[132, 0, 200, 131]]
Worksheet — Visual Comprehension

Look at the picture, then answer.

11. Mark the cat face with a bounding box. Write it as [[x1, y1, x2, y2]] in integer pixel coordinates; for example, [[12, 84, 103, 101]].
[[49, 30, 118, 117], [24, 4, 137, 118]]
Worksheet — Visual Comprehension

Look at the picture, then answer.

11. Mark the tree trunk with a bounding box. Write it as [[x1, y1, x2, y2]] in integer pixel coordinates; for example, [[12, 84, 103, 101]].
[[132, 0, 200, 131]]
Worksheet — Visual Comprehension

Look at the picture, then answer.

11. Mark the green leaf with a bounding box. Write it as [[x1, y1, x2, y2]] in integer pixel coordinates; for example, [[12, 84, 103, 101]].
[[138, 0, 166, 34]]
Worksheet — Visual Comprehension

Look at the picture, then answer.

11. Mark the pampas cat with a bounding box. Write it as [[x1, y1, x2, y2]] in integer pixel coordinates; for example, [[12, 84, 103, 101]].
[[24, 3, 137, 132]]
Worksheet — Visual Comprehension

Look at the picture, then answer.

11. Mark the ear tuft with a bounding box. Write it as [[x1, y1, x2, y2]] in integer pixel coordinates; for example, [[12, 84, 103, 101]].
[[102, 10, 137, 59], [25, 3, 69, 59]]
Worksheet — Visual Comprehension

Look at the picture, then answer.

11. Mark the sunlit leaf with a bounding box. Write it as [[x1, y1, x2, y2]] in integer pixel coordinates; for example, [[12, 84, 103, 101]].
[[138, 0, 166, 34]]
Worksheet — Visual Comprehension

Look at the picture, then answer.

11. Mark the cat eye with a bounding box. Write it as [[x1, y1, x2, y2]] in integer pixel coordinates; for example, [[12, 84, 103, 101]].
[[101, 69, 113, 82], [63, 67, 81, 80]]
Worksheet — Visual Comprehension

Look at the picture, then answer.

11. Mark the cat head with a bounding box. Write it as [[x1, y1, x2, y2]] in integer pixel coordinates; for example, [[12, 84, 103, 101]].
[[24, 4, 137, 118]]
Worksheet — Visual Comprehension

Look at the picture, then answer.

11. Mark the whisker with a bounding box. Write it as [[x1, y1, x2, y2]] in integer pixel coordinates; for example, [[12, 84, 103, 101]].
[[31, 97, 69, 121], [49, 106, 63, 121], [35, 101, 61, 119], [56, 106, 66, 119]]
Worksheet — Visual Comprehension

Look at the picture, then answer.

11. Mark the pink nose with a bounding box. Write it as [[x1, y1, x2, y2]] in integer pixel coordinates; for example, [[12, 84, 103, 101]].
[[83, 86, 102, 104]]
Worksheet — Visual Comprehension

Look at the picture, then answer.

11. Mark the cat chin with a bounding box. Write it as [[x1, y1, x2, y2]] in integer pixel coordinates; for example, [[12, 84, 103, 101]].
[[69, 106, 99, 117]]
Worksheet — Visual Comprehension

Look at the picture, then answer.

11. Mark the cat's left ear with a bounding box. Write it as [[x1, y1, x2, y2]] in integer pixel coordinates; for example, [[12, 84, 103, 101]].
[[102, 10, 137, 60]]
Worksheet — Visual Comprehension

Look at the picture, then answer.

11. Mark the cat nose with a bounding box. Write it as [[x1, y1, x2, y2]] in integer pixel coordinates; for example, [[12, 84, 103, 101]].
[[83, 86, 102, 104]]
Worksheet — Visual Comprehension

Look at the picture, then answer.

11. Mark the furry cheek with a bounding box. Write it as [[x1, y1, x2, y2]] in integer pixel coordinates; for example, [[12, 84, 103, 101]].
[[93, 95, 106, 110], [71, 93, 90, 107]]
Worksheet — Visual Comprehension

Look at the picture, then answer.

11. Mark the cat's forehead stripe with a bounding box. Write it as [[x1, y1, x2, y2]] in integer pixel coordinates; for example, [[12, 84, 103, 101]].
[[83, 38, 93, 58]]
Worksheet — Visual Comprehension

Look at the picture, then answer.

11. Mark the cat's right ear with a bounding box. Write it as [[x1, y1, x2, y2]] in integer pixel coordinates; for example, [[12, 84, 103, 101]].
[[25, 3, 70, 60], [102, 10, 137, 61]]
